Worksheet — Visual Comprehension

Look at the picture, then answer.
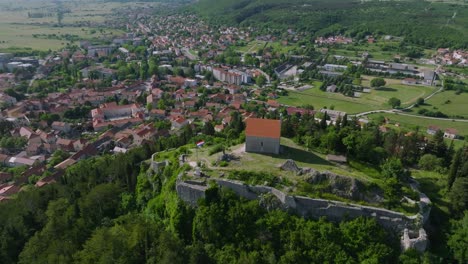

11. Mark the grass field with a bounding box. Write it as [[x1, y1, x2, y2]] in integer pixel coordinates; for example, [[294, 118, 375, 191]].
[[0, 0, 126, 51], [413, 90, 468, 118], [0, 24, 122, 51], [278, 88, 380, 113], [278, 78, 436, 114], [235, 40, 296, 54], [367, 112, 468, 138], [235, 40, 267, 53], [362, 75, 436, 106]]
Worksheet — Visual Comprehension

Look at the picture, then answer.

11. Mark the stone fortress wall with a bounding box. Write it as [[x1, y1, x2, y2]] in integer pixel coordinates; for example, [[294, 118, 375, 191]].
[[176, 177, 431, 252]]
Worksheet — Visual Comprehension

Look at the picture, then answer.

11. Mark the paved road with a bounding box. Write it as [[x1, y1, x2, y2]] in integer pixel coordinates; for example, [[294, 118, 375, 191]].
[[355, 109, 468, 122], [353, 79, 468, 123]]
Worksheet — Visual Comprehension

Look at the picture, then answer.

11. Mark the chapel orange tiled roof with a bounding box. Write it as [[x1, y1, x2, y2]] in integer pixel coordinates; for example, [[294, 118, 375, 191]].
[[245, 118, 281, 139]]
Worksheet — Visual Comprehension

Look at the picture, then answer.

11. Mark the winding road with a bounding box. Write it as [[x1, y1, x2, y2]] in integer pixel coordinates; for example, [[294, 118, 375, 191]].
[[352, 79, 468, 123]]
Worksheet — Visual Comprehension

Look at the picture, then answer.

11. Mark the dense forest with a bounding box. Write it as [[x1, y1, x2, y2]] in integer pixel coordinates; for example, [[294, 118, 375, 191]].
[[195, 0, 468, 49]]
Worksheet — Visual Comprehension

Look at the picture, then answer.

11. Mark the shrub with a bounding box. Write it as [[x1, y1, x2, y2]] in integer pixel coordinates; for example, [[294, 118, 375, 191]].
[[209, 144, 224, 155], [418, 154, 443, 171]]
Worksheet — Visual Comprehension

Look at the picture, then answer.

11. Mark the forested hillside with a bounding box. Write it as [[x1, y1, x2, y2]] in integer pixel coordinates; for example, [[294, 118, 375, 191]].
[[0, 145, 405, 264], [1, 116, 467, 263], [195, 0, 468, 48]]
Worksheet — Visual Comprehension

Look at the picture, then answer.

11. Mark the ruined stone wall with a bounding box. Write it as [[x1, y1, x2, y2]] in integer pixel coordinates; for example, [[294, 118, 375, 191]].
[[177, 179, 417, 232], [175, 178, 430, 252], [175, 181, 208, 207], [293, 196, 413, 231]]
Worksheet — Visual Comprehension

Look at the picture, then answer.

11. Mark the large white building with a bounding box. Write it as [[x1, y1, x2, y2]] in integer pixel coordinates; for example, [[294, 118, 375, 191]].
[[213, 68, 251, 85]]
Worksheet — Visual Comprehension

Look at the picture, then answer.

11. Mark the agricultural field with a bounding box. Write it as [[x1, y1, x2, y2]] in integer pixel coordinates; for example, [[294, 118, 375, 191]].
[[0, 24, 122, 51], [0, 0, 126, 51], [278, 77, 436, 114], [412, 90, 468, 118]]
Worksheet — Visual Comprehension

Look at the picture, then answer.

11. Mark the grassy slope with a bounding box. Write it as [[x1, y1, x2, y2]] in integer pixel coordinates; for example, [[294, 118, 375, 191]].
[[367, 112, 468, 138], [194, 137, 377, 183], [413, 90, 468, 118]]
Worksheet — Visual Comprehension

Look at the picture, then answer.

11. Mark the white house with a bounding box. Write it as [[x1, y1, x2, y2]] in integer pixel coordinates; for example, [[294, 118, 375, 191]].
[[444, 128, 459, 139]]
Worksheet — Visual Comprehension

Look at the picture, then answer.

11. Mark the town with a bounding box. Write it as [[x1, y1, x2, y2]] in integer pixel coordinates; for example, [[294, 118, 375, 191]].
[[0, 0, 467, 262], [2, 9, 467, 201]]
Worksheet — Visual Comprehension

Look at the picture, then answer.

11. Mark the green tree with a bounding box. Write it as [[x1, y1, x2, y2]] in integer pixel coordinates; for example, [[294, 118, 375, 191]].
[[416, 97, 424, 106], [140, 60, 149, 80], [256, 75, 267, 87], [79, 183, 122, 228], [449, 177, 468, 215], [48, 150, 70, 167], [448, 148, 463, 189], [381, 158, 406, 180], [371, 78, 386, 87], [425, 130, 447, 158], [388, 97, 401, 108], [18, 198, 78, 264], [203, 122, 215, 136], [418, 154, 443, 171], [448, 211, 468, 263], [381, 158, 407, 206]]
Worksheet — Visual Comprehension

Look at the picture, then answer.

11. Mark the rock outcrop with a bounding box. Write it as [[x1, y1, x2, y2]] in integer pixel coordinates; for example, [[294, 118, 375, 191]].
[[280, 159, 302, 174], [280, 160, 384, 203]]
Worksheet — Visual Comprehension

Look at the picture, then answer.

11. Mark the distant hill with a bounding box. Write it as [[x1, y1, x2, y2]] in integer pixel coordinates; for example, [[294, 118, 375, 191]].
[[195, 0, 468, 48]]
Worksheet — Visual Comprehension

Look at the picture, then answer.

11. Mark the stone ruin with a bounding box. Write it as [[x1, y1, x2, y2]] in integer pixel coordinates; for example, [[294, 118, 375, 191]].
[[176, 178, 431, 253], [401, 228, 428, 252], [150, 152, 170, 173], [176, 160, 432, 253], [280, 160, 384, 203]]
